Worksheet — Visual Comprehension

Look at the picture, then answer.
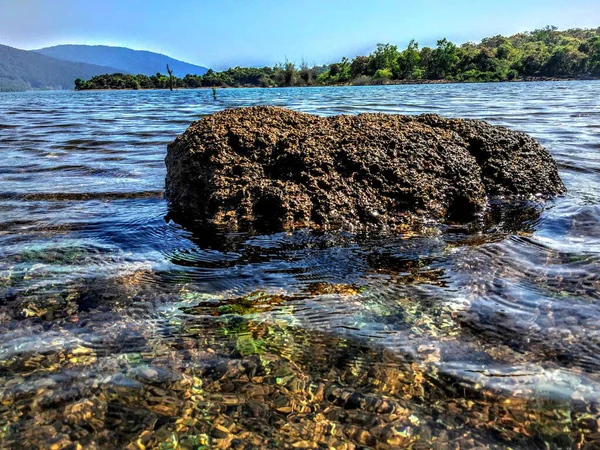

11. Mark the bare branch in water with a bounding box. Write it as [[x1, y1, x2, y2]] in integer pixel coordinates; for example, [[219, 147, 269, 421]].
[[166, 64, 174, 91]]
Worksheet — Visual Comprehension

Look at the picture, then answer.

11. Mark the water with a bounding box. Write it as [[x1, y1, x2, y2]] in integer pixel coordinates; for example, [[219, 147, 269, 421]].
[[1, 82, 599, 449]]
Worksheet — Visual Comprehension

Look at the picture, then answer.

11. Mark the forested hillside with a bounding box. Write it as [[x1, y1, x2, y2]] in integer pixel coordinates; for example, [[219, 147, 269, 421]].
[[76, 26, 600, 90], [0, 44, 121, 91], [36, 45, 208, 78]]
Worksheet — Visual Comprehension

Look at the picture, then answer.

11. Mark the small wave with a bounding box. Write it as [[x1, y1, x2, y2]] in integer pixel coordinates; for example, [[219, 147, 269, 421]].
[[2, 84, 600, 448], [0, 191, 164, 201]]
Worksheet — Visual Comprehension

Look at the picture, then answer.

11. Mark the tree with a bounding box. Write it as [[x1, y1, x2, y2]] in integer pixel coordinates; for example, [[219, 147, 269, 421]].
[[543, 46, 587, 76], [419, 47, 434, 78], [496, 41, 516, 61], [183, 74, 202, 88], [73, 26, 600, 90], [397, 40, 421, 79], [368, 43, 400, 77], [455, 42, 479, 73], [429, 38, 459, 79], [586, 36, 600, 74], [515, 42, 549, 75], [298, 59, 316, 86], [531, 25, 559, 45], [335, 57, 352, 82], [166, 64, 174, 91], [281, 61, 297, 86], [473, 48, 497, 72], [373, 68, 392, 80], [351, 56, 370, 77]]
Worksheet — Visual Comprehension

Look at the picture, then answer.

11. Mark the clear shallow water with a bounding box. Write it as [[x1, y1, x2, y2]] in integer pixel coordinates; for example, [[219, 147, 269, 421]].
[[1, 82, 600, 449]]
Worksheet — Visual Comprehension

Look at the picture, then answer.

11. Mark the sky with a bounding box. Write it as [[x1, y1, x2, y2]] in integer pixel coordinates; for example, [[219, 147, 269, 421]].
[[1, 0, 599, 70]]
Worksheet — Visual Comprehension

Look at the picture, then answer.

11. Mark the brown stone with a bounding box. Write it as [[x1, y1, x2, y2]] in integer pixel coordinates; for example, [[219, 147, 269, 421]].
[[166, 106, 564, 232]]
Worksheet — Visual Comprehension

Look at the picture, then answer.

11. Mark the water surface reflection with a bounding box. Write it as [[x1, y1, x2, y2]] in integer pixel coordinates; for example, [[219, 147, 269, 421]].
[[1, 82, 600, 448]]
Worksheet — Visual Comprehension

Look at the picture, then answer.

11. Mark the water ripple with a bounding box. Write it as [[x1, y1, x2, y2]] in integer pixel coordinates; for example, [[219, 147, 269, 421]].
[[1, 82, 600, 448]]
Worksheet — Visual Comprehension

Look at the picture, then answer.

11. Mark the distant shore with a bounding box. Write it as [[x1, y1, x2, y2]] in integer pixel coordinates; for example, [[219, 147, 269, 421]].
[[73, 76, 599, 92], [74, 27, 600, 92]]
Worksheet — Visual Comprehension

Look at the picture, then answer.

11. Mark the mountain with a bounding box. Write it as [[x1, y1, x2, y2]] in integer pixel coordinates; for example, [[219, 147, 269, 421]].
[[36, 45, 208, 78], [0, 44, 123, 91]]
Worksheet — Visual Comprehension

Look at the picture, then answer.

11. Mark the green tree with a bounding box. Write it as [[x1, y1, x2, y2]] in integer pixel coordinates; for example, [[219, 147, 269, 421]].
[[373, 68, 393, 80], [329, 57, 351, 82], [473, 48, 497, 72], [430, 38, 459, 79], [543, 46, 587, 76], [419, 46, 434, 78], [74, 26, 600, 90], [298, 60, 316, 86], [350, 56, 370, 77], [531, 25, 559, 45], [368, 43, 400, 77], [397, 40, 421, 79], [586, 36, 600, 74], [273, 60, 298, 86]]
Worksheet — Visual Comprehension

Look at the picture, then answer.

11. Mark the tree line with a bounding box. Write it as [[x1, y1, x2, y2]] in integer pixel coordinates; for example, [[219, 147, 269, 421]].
[[75, 26, 600, 90]]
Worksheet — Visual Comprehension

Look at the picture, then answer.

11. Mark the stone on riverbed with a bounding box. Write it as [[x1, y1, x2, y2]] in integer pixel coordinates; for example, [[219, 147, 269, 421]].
[[165, 106, 564, 232]]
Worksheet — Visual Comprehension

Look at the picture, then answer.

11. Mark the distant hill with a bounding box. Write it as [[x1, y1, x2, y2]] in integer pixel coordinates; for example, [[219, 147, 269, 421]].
[[0, 44, 122, 91], [36, 45, 209, 78]]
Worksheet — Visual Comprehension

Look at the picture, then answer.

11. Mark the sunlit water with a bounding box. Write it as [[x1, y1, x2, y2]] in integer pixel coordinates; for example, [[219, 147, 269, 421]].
[[1, 82, 600, 449]]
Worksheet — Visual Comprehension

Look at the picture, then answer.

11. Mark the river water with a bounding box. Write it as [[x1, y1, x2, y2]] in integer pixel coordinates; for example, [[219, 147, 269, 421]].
[[1, 82, 599, 449]]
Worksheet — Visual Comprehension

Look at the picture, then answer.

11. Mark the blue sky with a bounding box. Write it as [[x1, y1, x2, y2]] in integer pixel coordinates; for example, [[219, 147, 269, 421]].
[[1, 0, 599, 69]]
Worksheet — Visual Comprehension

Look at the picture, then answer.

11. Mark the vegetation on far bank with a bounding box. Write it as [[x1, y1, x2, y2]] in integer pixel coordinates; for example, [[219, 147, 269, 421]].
[[75, 26, 600, 90]]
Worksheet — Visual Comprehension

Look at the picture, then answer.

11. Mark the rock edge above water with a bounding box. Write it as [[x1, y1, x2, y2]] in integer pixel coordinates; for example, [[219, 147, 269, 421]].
[[165, 106, 565, 232]]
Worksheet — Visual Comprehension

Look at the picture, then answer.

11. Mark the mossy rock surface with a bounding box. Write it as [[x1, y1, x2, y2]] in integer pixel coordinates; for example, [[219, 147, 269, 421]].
[[166, 106, 564, 232]]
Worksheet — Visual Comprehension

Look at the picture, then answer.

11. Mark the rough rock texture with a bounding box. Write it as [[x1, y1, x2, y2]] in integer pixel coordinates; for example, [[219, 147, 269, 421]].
[[165, 106, 564, 232]]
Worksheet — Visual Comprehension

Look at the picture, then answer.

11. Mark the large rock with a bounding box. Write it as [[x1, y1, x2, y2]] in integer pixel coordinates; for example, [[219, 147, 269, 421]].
[[165, 106, 564, 232]]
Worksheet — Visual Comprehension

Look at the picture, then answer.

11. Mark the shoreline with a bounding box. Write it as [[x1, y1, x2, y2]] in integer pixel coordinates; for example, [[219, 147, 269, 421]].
[[73, 76, 600, 92], [2, 77, 595, 93]]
